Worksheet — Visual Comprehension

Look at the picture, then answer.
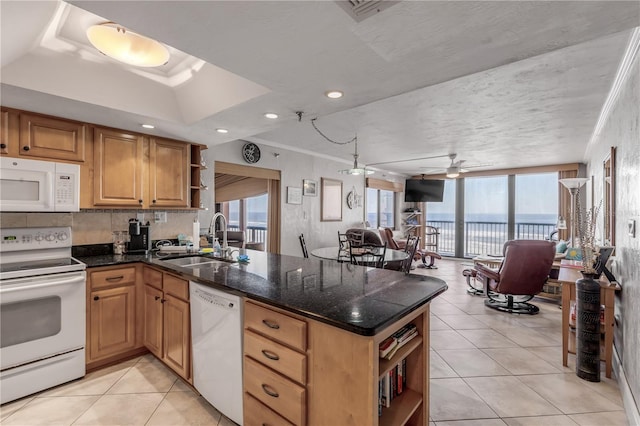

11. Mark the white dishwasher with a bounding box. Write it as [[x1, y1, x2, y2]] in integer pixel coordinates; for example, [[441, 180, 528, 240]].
[[190, 282, 243, 425]]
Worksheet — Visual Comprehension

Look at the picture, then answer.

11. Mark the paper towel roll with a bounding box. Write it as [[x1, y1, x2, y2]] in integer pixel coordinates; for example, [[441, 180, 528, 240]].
[[192, 220, 200, 251]]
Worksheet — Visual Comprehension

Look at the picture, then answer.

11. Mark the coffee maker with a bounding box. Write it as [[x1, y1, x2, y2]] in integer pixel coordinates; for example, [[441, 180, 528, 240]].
[[126, 218, 151, 254]]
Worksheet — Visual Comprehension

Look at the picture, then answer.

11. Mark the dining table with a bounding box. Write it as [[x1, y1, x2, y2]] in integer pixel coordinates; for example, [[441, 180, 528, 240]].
[[310, 246, 409, 264]]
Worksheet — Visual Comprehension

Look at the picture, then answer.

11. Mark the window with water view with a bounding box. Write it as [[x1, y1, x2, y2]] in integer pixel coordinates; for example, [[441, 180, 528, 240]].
[[426, 172, 558, 257]]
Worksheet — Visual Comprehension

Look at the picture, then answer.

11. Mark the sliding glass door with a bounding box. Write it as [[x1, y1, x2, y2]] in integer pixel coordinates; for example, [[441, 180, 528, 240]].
[[464, 176, 508, 256], [515, 173, 558, 240], [425, 172, 559, 258], [426, 179, 456, 255]]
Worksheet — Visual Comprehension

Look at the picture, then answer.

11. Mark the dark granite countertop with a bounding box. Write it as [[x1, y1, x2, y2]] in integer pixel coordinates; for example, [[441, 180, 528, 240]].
[[74, 249, 448, 336]]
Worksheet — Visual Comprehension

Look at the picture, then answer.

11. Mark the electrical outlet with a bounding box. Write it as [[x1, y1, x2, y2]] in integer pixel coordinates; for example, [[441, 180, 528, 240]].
[[154, 211, 167, 223], [629, 219, 636, 238]]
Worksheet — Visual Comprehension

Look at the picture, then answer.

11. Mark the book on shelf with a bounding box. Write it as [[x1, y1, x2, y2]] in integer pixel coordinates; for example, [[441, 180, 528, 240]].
[[379, 323, 417, 359], [382, 329, 418, 360]]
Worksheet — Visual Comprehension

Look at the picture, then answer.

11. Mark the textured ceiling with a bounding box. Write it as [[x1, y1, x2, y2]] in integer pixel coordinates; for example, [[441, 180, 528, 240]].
[[1, 0, 638, 175]]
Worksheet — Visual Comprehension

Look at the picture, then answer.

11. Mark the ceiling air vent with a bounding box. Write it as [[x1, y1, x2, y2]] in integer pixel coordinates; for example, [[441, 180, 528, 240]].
[[335, 0, 399, 22]]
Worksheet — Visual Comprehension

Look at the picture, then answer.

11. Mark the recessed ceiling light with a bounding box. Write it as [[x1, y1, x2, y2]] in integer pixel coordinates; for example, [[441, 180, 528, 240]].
[[141, 124, 155, 129], [325, 90, 344, 99], [264, 113, 278, 119], [87, 22, 170, 68], [216, 128, 229, 134]]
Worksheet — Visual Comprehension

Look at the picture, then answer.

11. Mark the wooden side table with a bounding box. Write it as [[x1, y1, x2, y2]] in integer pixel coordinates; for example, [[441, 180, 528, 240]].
[[557, 262, 620, 378]]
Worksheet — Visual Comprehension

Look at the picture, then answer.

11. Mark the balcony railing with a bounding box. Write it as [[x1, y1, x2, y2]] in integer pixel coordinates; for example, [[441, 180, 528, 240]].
[[227, 224, 267, 245], [427, 221, 556, 257]]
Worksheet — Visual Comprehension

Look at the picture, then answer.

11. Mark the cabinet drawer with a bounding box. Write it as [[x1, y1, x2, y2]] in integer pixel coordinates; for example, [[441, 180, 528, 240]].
[[163, 273, 189, 301], [245, 302, 306, 351], [245, 330, 306, 385], [244, 357, 305, 426], [90, 267, 136, 290], [143, 266, 162, 290], [244, 392, 294, 426]]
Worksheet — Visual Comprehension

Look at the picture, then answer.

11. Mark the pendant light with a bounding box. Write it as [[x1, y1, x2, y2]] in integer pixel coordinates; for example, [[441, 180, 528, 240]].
[[339, 138, 373, 176]]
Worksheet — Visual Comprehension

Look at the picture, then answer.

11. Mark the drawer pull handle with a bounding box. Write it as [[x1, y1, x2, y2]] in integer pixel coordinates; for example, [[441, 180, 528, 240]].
[[261, 384, 279, 398], [106, 275, 124, 281], [262, 319, 280, 330], [155, 296, 161, 301], [93, 296, 100, 301], [261, 350, 280, 361]]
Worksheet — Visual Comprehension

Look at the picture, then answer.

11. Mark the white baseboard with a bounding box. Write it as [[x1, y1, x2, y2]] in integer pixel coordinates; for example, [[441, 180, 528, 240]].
[[613, 349, 640, 426]]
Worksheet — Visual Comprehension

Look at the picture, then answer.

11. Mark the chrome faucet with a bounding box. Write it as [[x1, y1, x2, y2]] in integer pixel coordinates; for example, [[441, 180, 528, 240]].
[[208, 212, 228, 255]]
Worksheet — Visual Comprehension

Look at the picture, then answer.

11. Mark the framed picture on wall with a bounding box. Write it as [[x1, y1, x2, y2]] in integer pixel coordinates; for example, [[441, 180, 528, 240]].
[[287, 187, 303, 205], [321, 178, 342, 221], [303, 179, 317, 196]]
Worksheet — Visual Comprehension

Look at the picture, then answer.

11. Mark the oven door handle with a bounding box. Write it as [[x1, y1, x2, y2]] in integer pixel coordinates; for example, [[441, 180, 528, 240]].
[[0, 273, 85, 293]]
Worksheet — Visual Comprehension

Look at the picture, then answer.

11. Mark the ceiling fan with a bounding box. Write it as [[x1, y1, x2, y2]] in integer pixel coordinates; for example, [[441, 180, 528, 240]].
[[420, 153, 489, 178]]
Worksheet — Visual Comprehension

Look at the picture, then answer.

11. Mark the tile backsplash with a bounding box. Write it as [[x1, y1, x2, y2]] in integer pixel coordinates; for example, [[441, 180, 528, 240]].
[[0, 211, 198, 245]]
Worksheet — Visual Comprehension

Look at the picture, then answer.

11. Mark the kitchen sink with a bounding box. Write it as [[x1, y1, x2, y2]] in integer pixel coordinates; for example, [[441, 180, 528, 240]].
[[159, 254, 236, 268]]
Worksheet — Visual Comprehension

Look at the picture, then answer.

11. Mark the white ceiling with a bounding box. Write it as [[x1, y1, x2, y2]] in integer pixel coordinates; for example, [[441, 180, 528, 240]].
[[1, 1, 638, 176]]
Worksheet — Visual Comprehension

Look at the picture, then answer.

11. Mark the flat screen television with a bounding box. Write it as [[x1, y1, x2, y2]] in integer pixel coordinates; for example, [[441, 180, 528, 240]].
[[404, 179, 445, 202]]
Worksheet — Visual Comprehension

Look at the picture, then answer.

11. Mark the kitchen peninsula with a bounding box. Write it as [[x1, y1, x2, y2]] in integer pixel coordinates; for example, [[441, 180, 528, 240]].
[[76, 249, 448, 425]]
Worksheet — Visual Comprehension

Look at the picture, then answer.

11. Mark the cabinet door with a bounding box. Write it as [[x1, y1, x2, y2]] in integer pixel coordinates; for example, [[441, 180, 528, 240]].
[[89, 285, 136, 361], [163, 294, 191, 380], [150, 138, 189, 207], [0, 109, 9, 155], [19, 113, 86, 162], [143, 285, 164, 358], [94, 128, 144, 207]]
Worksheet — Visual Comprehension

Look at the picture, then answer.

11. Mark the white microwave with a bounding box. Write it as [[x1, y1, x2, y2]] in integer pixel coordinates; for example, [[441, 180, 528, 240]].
[[0, 157, 80, 212]]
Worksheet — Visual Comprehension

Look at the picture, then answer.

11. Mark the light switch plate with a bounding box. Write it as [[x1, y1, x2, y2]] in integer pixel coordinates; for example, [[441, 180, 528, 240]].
[[628, 219, 636, 238], [154, 211, 167, 223]]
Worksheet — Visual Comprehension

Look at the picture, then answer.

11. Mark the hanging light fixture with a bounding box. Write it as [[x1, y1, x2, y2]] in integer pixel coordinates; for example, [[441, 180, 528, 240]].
[[339, 138, 373, 175], [87, 22, 170, 68], [445, 166, 460, 178]]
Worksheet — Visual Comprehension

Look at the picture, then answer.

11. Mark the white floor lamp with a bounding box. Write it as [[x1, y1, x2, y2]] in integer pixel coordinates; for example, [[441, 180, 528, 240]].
[[559, 178, 589, 246]]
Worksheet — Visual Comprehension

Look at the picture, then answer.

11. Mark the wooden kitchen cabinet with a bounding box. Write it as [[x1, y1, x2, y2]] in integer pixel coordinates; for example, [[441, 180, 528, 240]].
[[163, 294, 191, 379], [243, 299, 430, 426], [143, 284, 164, 358], [87, 266, 139, 365], [0, 109, 11, 155], [19, 112, 86, 162], [149, 138, 189, 208], [243, 300, 308, 426], [142, 266, 191, 381], [93, 127, 145, 207]]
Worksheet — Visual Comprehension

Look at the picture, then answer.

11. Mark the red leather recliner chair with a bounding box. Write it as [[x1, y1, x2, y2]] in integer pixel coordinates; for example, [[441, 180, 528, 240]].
[[475, 240, 556, 315]]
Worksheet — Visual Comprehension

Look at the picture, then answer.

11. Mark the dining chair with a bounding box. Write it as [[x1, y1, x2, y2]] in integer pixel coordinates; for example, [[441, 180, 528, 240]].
[[299, 234, 308, 258], [337, 231, 350, 258], [401, 236, 420, 274], [349, 243, 386, 268], [345, 229, 365, 246]]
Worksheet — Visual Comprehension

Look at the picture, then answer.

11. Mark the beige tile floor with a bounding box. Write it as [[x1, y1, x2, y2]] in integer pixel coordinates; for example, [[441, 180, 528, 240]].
[[0, 258, 629, 425]]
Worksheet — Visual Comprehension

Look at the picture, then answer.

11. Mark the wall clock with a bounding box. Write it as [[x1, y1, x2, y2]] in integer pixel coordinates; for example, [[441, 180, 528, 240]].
[[347, 190, 357, 209], [242, 142, 261, 164]]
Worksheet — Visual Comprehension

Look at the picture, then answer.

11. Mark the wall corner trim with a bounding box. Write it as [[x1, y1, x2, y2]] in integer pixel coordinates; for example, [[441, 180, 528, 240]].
[[585, 28, 640, 159]]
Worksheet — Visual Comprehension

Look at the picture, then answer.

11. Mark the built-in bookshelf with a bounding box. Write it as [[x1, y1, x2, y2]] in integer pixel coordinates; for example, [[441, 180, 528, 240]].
[[376, 311, 428, 426], [401, 211, 422, 238], [305, 302, 430, 426]]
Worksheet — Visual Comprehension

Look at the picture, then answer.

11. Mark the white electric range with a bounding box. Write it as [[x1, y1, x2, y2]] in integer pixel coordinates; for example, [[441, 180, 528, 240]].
[[0, 227, 86, 404]]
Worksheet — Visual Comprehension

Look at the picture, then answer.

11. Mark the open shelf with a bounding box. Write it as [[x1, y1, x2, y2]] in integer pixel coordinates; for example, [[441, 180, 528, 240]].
[[379, 335, 423, 378], [379, 388, 422, 426], [189, 144, 207, 209]]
